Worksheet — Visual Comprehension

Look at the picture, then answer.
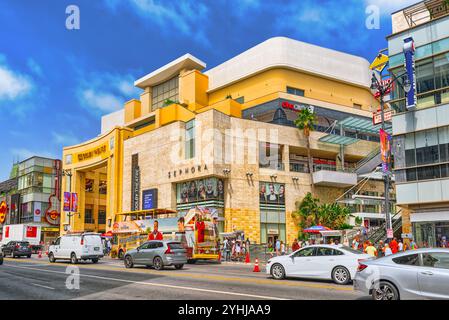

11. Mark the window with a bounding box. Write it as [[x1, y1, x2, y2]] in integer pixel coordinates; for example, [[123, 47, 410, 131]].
[[235, 96, 244, 104], [139, 242, 151, 250], [417, 165, 441, 181], [415, 129, 439, 166], [185, 120, 195, 159], [287, 86, 305, 97], [98, 207, 106, 225], [405, 133, 416, 167], [151, 76, 179, 111], [422, 252, 449, 269], [316, 247, 343, 256], [54, 238, 61, 246], [393, 254, 420, 266], [65, 154, 72, 165], [416, 59, 435, 94], [85, 179, 94, 193], [84, 207, 94, 224], [294, 247, 315, 257], [434, 53, 449, 90], [259, 142, 284, 170], [99, 180, 107, 195]]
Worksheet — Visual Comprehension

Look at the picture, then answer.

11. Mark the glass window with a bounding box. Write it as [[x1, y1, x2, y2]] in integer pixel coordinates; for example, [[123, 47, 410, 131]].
[[416, 59, 435, 94], [406, 168, 418, 182], [405, 133, 416, 167], [316, 247, 342, 256], [98, 208, 106, 225], [185, 120, 195, 159], [294, 247, 315, 257], [259, 142, 284, 170], [287, 86, 305, 97], [85, 179, 94, 192], [99, 180, 107, 195], [393, 254, 420, 266], [84, 207, 94, 224], [422, 253, 449, 269], [417, 165, 441, 181], [435, 53, 449, 90], [439, 126, 449, 162], [415, 129, 439, 166], [151, 76, 179, 111], [235, 96, 244, 104]]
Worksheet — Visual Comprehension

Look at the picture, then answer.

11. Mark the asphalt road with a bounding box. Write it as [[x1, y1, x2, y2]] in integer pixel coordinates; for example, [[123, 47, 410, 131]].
[[0, 256, 370, 300]]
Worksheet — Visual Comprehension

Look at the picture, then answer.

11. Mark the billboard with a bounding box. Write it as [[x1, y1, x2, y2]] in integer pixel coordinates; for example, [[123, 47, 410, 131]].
[[259, 182, 285, 205], [176, 178, 224, 204], [142, 189, 158, 210], [403, 37, 417, 111]]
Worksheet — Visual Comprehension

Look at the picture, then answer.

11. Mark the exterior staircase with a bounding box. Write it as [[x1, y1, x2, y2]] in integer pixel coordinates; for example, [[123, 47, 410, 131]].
[[355, 149, 381, 175]]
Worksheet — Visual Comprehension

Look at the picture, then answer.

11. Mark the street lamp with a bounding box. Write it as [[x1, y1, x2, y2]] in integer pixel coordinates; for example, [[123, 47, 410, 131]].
[[370, 69, 410, 240], [61, 169, 79, 231]]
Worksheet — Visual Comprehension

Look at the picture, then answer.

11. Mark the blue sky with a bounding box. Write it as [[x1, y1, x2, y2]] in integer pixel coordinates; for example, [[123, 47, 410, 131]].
[[0, 0, 418, 180]]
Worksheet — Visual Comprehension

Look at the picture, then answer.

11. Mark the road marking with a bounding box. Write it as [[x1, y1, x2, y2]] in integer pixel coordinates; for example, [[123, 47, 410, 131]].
[[30, 283, 55, 290], [9, 265, 288, 300], [4, 258, 354, 292]]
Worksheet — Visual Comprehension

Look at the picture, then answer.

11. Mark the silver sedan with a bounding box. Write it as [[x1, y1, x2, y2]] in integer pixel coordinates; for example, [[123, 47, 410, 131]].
[[354, 248, 449, 300]]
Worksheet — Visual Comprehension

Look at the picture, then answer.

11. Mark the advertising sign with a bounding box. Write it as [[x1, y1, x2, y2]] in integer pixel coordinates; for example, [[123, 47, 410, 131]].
[[34, 202, 41, 223], [63, 192, 71, 211], [403, 37, 417, 111], [259, 182, 285, 205], [0, 201, 7, 224], [373, 109, 393, 125], [71, 193, 78, 212], [142, 189, 158, 210], [177, 178, 224, 204], [26, 226, 38, 238], [387, 228, 394, 239], [380, 129, 392, 173]]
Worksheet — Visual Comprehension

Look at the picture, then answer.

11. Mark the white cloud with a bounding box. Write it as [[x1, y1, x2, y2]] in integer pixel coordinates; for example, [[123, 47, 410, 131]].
[[51, 131, 81, 146], [0, 62, 34, 100], [76, 72, 141, 115], [10, 148, 58, 161]]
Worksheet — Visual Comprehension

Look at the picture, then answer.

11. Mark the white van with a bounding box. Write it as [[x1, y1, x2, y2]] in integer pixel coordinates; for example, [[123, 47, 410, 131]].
[[48, 233, 104, 264]]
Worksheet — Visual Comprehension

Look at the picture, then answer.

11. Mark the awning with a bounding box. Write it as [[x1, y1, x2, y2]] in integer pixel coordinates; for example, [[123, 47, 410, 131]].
[[319, 134, 360, 146], [319, 230, 342, 237], [338, 116, 392, 135]]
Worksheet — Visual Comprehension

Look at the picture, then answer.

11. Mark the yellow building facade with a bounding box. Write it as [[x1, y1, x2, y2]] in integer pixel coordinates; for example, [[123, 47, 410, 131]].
[[61, 37, 381, 244]]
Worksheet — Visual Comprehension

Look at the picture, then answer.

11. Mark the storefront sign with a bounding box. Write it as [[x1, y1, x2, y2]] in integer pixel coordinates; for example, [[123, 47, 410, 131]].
[[403, 37, 417, 111], [281, 101, 314, 113], [76, 143, 108, 162], [268, 229, 279, 235], [168, 164, 208, 179], [34, 202, 41, 223], [373, 109, 393, 125], [142, 189, 158, 210], [26, 226, 37, 238], [0, 201, 7, 224]]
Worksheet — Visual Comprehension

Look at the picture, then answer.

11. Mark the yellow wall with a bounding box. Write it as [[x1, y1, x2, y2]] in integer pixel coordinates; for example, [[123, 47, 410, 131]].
[[207, 68, 375, 112]]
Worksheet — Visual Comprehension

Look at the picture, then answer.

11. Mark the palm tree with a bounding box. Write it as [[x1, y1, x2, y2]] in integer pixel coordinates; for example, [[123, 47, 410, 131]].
[[294, 108, 317, 190]]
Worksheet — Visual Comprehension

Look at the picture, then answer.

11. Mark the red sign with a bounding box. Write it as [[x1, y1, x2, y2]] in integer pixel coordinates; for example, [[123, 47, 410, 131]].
[[26, 226, 37, 238], [373, 79, 393, 99], [5, 226, 9, 238], [35, 209, 41, 216], [281, 101, 314, 112], [373, 109, 393, 125], [0, 201, 7, 224]]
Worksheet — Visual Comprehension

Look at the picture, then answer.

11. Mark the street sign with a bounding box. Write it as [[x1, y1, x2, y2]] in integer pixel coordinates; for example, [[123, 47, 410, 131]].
[[387, 228, 394, 239], [373, 109, 393, 125], [401, 233, 413, 239], [373, 78, 393, 99], [370, 53, 389, 72]]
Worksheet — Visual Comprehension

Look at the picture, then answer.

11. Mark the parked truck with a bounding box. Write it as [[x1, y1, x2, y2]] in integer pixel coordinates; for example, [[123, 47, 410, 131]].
[[1, 224, 42, 252]]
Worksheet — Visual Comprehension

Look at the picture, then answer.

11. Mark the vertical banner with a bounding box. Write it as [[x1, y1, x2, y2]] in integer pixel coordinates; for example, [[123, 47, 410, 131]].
[[5, 226, 9, 238], [131, 154, 140, 211], [34, 202, 42, 222], [403, 37, 416, 111], [63, 192, 71, 211], [71, 193, 78, 212], [380, 129, 392, 173]]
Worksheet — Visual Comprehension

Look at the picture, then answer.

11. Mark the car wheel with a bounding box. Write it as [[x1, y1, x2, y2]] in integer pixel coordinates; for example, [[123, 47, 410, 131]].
[[70, 253, 78, 264], [153, 256, 164, 270], [372, 281, 399, 301], [332, 266, 350, 285], [92, 259, 99, 263], [174, 264, 184, 270], [48, 253, 56, 263], [271, 263, 285, 280], [124, 255, 134, 268]]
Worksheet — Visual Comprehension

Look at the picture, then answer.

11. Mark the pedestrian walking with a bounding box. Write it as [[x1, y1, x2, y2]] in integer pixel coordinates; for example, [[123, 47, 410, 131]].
[[384, 243, 393, 256], [364, 241, 377, 257], [390, 237, 399, 254], [398, 239, 404, 252], [280, 241, 285, 255], [376, 240, 384, 257], [410, 239, 418, 250], [275, 239, 281, 256]]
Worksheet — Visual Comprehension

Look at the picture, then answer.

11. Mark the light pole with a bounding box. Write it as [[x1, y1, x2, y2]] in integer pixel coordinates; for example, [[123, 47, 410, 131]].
[[62, 169, 77, 231], [370, 71, 410, 240]]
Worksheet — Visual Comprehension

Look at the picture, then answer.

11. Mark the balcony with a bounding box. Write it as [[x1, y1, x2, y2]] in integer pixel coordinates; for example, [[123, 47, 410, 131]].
[[312, 165, 357, 188]]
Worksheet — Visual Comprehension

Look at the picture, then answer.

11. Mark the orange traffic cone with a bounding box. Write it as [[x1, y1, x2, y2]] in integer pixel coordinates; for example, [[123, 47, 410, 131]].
[[245, 251, 250, 264], [253, 258, 260, 272], [218, 251, 222, 262]]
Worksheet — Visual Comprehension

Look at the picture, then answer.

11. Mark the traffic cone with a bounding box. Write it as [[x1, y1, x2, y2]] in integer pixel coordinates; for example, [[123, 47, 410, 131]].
[[218, 251, 222, 262], [245, 251, 250, 264], [253, 258, 260, 272]]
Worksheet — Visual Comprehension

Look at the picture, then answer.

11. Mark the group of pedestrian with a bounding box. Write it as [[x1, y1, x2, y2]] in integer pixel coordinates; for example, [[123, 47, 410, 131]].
[[221, 237, 250, 262], [361, 237, 419, 258]]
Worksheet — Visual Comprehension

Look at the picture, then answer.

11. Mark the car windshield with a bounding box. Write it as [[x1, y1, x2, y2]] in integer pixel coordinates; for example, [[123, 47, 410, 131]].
[[18, 242, 30, 246], [340, 246, 362, 254]]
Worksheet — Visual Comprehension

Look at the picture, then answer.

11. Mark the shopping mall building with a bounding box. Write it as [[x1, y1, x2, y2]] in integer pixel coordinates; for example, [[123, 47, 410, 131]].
[[61, 37, 384, 245]]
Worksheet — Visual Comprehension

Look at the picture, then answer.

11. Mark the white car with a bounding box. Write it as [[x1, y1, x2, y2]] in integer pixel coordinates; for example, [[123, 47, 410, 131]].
[[266, 245, 371, 284], [48, 233, 104, 264]]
